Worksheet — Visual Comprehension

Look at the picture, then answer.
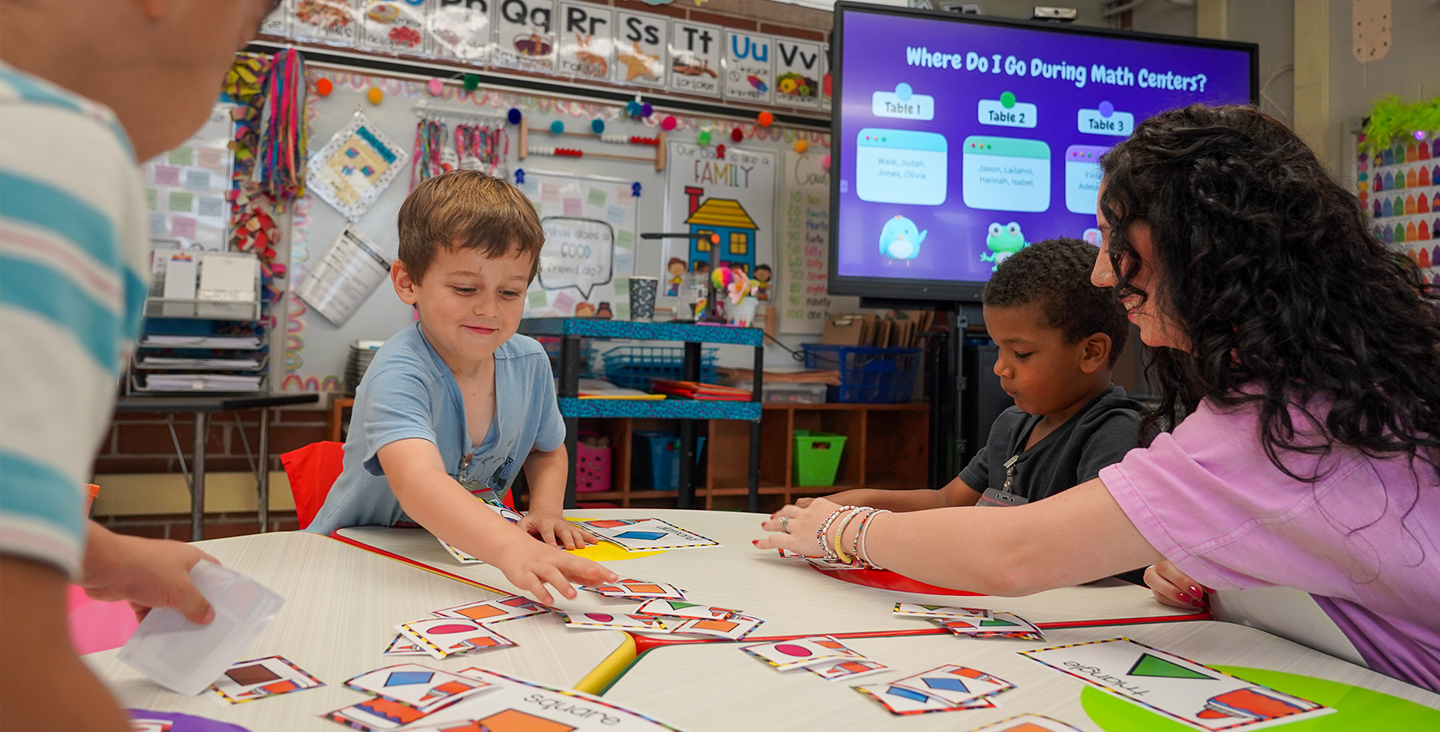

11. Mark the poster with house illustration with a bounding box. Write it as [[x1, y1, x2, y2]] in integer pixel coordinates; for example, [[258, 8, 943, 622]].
[[663, 142, 776, 299]]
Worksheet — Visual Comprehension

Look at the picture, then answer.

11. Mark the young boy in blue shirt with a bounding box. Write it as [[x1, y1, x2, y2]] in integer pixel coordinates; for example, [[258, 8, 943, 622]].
[[309, 171, 615, 603], [809, 238, 1140, 510]]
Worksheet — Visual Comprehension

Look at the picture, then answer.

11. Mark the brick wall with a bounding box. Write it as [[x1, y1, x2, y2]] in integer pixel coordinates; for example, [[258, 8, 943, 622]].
[[92, 406, 333, 540]]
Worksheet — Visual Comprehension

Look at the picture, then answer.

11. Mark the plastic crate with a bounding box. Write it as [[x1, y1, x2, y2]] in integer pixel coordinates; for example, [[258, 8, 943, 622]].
[[725, 379, 827, 404], [793, 430, 847, 486], [575, 432, 611, 493], [601, 345, 718, 391], [632, 431, 707, 491], [801, 345, 922, 403], [534, 336, 596, 378]]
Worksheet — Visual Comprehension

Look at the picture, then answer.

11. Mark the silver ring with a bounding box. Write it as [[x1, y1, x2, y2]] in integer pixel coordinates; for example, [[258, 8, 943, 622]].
[[779, 516, 791, 533]]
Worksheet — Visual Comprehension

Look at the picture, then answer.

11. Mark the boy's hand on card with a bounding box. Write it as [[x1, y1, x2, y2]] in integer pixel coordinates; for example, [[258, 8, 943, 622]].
[[1144, 560, 1208, 610], [493, 540, 617, 605], [518, 511, 599, 550]]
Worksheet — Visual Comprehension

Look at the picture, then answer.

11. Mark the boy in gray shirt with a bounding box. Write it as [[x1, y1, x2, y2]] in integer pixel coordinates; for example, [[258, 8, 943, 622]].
[[812, 238, 1139, 510]]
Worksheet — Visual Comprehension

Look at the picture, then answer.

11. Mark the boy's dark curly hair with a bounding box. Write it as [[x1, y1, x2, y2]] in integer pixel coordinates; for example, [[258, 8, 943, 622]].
[[1099, 104, 1440, 481], [983, 237, 1130, 365]]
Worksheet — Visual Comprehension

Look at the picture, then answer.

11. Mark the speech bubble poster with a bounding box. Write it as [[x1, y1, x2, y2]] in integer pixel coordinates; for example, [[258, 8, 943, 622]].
[[661, 142, 777, 297], [519, 171, 638, 318]]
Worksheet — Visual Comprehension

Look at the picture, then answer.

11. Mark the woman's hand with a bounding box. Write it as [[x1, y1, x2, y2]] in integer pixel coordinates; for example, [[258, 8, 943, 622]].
[[754, 497, 845, 557], [1144, 560, 1208, 610]]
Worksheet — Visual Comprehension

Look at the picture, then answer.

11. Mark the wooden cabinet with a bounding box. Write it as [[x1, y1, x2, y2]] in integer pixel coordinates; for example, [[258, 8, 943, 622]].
[[564, 403, 929, 512]]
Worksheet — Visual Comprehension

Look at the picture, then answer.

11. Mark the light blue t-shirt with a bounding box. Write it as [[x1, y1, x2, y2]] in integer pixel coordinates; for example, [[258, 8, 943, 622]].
[[306, 323, 565, 534]]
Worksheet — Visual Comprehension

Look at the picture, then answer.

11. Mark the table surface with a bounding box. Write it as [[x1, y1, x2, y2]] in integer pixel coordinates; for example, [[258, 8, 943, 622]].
[[604, 621, 1440, 732], [334, 509, 1198, 639], [114, 393, 320, 413], [83, 532, 628, 731]]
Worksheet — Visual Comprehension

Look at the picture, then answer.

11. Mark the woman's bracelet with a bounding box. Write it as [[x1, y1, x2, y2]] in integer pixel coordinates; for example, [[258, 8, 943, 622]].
[[833, 507, 873, 565], [816, 506, 853, 560], [856, 509, 891, 570]]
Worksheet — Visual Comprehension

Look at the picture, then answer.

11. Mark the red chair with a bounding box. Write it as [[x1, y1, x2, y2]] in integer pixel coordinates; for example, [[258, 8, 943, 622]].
[[280, 441, 518, 529]]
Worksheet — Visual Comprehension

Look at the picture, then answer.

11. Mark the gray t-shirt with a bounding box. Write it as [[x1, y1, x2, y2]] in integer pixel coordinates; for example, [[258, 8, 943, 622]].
[[958, 384, 1141, 503]]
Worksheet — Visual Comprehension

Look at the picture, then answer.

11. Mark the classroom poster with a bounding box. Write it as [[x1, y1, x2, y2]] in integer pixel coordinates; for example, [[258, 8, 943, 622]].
[[667, 20, 722, 98], [361, 0, 430, 55], [778, 150, 832, 334], [661, 142, 776, 296], [555, 1, 614, 81], [142, 103, 234, 252], [518, 171, 638, 318], [491, 0, 556, 73], [429, 0, 496, 63], [613, 10, 667, 89], [773, 38, 823, 110], [722, 31, 774, 106]]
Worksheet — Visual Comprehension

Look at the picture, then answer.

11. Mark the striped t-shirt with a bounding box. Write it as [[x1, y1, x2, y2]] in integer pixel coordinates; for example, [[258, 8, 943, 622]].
[[0, 62, 149, 577]]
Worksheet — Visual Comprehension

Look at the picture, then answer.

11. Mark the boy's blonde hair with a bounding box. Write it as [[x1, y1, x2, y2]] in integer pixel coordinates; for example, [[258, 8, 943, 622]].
[[397, 171, 544, 283]]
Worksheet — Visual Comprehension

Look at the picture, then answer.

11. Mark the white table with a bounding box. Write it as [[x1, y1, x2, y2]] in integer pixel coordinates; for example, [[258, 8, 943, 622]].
[[83, 532, 629, 731], [603, 621, 1440, 731], [334, 508, 1196, 639]]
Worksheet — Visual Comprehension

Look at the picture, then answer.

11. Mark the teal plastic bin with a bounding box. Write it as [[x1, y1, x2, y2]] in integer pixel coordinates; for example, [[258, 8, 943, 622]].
[[632, 431, 707, 491]]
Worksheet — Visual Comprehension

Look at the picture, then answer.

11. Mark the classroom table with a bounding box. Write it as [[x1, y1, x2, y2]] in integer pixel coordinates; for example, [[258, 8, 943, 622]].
[[602, 621, 1440, 731], [82, 532, 630, 731], [114, 393, 320, 539], [332, 508, 1200, 640]]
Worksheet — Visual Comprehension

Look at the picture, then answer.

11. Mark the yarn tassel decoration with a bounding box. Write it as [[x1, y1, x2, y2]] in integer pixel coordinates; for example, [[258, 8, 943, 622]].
[[256, 48, 307, 200]]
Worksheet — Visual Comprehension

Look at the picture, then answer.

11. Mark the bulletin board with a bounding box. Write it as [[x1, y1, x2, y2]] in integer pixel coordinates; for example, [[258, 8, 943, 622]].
[[279, 65, 831, 392]]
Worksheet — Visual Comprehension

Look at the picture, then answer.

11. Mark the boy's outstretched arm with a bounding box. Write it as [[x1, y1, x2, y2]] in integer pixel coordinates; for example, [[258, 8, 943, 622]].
[[798, 476, 983, 512], [516, 446, 598, 550], [378, 439, 616, 603]]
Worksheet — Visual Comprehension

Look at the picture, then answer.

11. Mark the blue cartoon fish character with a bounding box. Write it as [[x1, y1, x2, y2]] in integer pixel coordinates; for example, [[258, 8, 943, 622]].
[[879, 215, 926, 262]]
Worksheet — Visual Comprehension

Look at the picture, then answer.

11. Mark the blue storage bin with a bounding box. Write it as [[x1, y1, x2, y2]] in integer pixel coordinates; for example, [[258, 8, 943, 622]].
[[632, 431, 707, 491], [601, 345, 719, 391], [801, 344, 922, 403]]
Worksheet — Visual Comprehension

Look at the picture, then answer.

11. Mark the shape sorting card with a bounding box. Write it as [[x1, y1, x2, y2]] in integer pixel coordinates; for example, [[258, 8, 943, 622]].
[[130, 720, 174, 732], [582, 578, 685, 600], [486, 502, 524, 523], [324, 696, 456, 731], [1020, 638, 1334, 731], [895, 603, 993, 620], [559, 611, 670, 631], [804, 555, 866, 571], [635, 599, 738, 620], [395, 619, 517, 660], [433, 596, 548, 624], [383, 635, 429, 656], [208, 656, 323, 704], [439, 538, 482, 565], [853, 684, 997, 716], [670, 613, 765, 640], [575, 518, 720, 551], [345, 664, 496, 714], [807, 660, 890, 682], [891, 665, 1015, 706], [939, 612, 1045, 640], [742, 636, 865, 671], [386, 666, 691, 731], [965, 714, 1086, 732]]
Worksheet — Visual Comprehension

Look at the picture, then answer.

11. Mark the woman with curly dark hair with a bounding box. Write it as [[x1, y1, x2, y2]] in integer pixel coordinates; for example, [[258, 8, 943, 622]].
[[757, 105, 1440, 691]]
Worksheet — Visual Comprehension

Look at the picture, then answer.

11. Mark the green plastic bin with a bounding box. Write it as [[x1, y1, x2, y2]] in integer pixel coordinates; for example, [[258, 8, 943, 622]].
[[793, 430, 848, 486]]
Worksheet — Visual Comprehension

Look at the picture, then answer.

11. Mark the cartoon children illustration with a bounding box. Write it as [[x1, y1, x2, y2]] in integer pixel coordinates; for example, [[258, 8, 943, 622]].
[[666, 257, 686, 296], [595, 302, 613, 319], [574, 302, 596, 317], [750, 264, 772, 300]]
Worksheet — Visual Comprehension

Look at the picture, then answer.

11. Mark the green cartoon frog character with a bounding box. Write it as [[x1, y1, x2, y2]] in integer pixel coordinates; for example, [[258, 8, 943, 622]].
[[983, 222, 1027, 271]]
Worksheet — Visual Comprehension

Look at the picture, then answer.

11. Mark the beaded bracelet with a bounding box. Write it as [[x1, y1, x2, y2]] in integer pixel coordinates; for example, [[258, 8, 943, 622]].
[[815, 506, 853, 560], [856, 509, 891, 570], [832, 507, 870, 565], [849, 507, 880, 563]]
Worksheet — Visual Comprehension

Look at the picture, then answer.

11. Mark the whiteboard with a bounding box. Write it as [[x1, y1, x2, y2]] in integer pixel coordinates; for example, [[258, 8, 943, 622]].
[[280, 67, 833, 392]]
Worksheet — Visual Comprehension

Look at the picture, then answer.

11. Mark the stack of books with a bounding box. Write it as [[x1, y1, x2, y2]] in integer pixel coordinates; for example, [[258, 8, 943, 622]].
[[648, 379, 752, 401]]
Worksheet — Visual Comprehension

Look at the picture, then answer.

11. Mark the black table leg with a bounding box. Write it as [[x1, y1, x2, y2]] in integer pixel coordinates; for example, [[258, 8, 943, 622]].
[[677, 341, 702, 509], [559, 335, 581, 509]]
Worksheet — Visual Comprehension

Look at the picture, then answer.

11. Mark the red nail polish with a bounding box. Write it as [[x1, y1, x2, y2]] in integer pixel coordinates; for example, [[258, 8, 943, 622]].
[[1189, 585, 1203, 597], [751, 540, 759, 546], [1177, 592, 1193, 604]]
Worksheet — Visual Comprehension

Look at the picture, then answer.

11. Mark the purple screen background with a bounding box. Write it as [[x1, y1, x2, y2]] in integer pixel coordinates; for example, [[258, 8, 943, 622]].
[[834, 9, 1253, 286]]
